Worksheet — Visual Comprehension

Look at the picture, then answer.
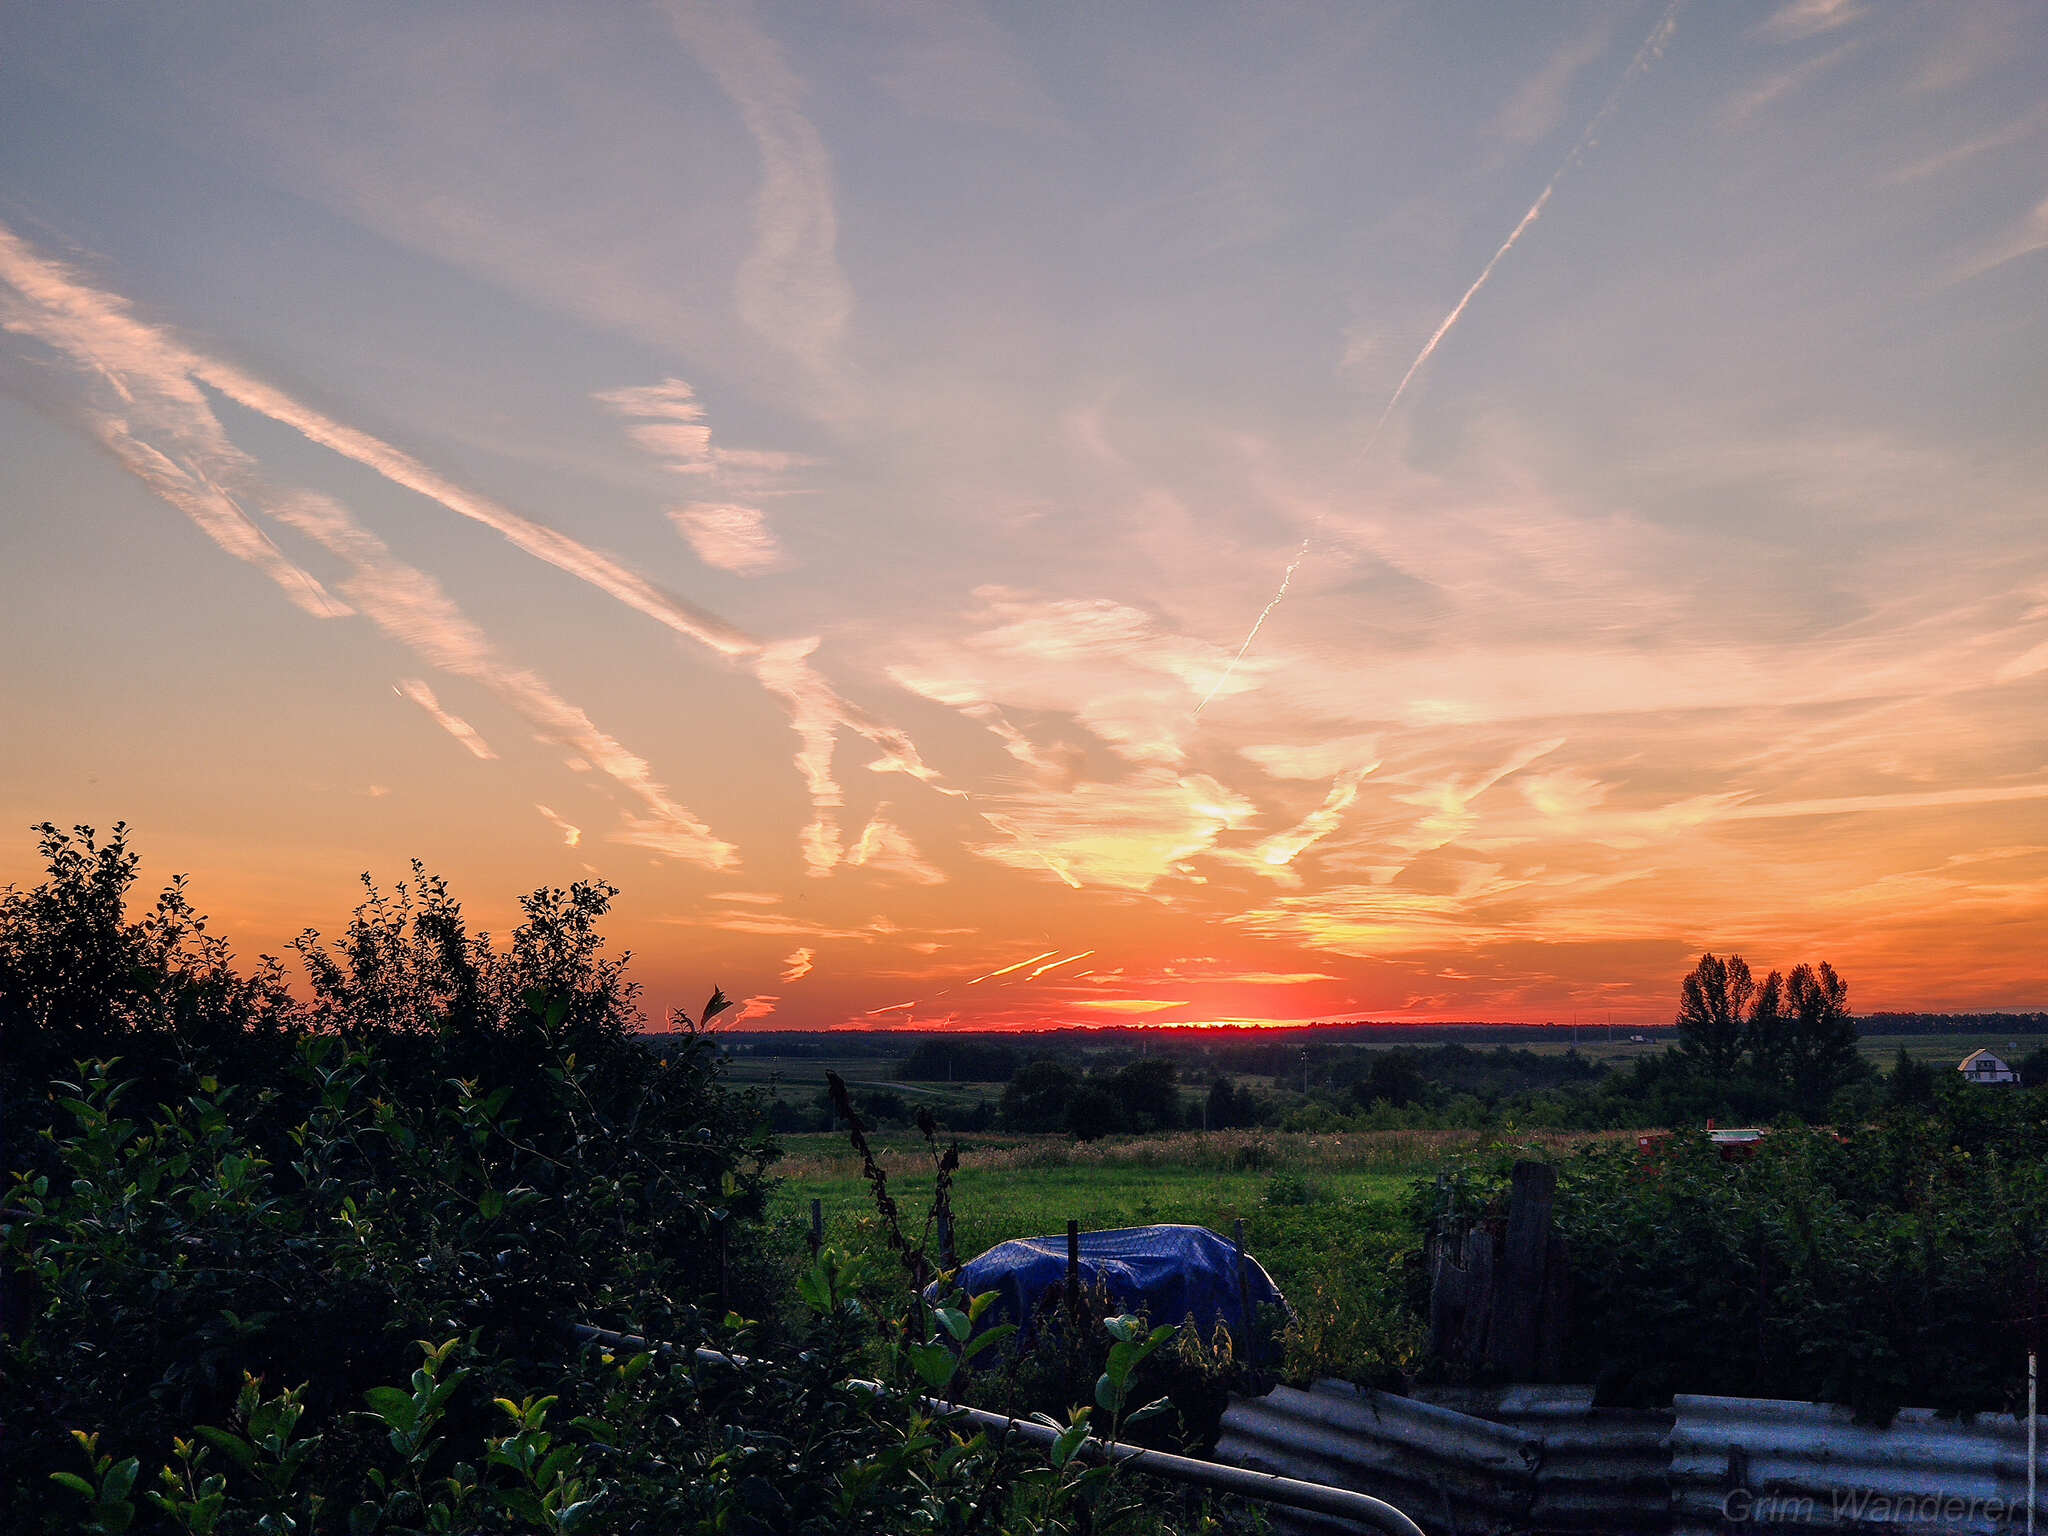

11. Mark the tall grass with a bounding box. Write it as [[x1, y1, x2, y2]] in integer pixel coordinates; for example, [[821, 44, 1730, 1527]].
[[776, 1126, 1624, 1182]]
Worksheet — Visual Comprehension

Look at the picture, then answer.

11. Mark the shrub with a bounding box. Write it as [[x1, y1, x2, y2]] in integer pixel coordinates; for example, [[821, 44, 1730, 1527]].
[[4, 826, 1206, 1533]]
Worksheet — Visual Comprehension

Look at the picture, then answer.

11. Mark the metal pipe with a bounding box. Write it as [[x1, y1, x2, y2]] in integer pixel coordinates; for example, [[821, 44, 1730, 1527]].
[[929, 1397, 1426, 1536], [569, 1324, 1425, 1535]]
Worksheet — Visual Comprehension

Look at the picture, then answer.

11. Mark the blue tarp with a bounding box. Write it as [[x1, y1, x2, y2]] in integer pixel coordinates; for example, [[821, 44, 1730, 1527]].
[[934, 1223, 1289, 1356]]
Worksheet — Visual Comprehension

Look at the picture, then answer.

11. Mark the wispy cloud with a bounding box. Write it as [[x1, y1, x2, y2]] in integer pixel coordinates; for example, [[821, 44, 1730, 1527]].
[[0, 220, 737, 870], [669, 502, 785, 573], [662, 0, 853, 400], [396, 679, 497, 760], [1256, 765, 1377, 872], [596, 375, 812, 489], [1758, 0, 1866, 42], [1952, 194, 2048, 283], [535, 804, 582, 847], [846, 809, 946, 885], [1488, 16, 1616, 147], [1198, 0, 1684, 711], [780, 946, 815, 982]]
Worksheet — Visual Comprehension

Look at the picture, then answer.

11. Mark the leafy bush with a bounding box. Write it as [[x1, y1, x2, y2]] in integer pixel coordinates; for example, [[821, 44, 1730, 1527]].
[[2, 824, 1240, 1534], [1402, 1095, 2048, 1421]]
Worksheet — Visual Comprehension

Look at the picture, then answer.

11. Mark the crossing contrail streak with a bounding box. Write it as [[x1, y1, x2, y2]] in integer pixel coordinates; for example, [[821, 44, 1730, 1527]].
[[1195, 0, 1683, 717]]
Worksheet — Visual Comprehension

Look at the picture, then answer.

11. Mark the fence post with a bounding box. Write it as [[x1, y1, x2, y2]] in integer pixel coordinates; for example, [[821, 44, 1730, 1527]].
[[809, 1198, 824, 1258], [1484, 1160, 1557, 1377], [1066, 1220, 1081, 1317]]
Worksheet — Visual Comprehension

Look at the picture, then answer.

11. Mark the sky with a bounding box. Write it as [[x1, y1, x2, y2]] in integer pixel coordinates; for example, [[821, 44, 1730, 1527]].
[[2, 1, 2045, 1031]]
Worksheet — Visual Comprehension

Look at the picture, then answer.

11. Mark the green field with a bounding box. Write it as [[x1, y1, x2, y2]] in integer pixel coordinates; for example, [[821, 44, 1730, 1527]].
[[719, 1051, 1003, 1118], [1854, 1032, 2037, 1065], [767, 1127, 1620, 1296]]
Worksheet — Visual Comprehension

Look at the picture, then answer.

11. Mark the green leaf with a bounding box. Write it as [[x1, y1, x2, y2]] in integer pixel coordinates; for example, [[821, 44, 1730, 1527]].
[[908, 1342, 957, 1390], [1126, 1395, 1173, 1426], [49, 1472, 96, 1498], [361, 1387, 416, 1432], [961, 1323, 1017, 1362], [101, 1460, 139, 1505], [1103, 1314, 1142, 1344], [933, 1307, 971, 1342], [194, 1428, 256, 1473], [1051, 1419, 1091, 1469]]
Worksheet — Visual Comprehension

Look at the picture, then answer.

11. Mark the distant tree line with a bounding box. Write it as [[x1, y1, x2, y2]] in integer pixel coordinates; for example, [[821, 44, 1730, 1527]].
[[749, 956, 2042, 1141]]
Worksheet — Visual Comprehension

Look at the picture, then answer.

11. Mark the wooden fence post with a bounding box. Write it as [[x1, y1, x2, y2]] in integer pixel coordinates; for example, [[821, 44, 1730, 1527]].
[[1484, 1160, 1557, 1377], [809, 1198, 824, 1258]]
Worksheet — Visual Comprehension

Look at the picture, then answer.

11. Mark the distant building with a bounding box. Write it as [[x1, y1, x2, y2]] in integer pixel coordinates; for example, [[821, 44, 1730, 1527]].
[[1958, 1049, 2019, 1085]]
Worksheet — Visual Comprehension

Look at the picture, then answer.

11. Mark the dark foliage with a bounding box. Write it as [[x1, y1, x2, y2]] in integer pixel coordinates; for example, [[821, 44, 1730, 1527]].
[[2, 824, 1198, 1534], [1412, 1081, 2048, 1422]]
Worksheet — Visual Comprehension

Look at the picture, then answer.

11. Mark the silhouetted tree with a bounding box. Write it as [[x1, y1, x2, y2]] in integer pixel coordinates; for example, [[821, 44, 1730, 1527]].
[[1781, 961, 1861, 1110], [1675, 952, 1755, 1076], [1351, 1050, 1429, 1110], [2021, 1046, 2048, 1089], [1106, 1056, 1180, 1133], [1064, 1083, 1124, 1141], [1000, 1056, 1080, 1131], [1887, 1045, 1936, 1108]]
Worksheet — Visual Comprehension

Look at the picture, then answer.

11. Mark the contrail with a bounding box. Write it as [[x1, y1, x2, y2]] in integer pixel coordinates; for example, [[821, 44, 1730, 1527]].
[[1196, 0, 1683, 717]]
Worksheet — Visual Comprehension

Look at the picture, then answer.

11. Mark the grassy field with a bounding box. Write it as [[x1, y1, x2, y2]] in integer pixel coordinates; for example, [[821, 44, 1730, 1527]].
[[767, 1127, 1621, 1298], [718, 1051, 1003, 1117], [1855, 1032, 2038, 1066]]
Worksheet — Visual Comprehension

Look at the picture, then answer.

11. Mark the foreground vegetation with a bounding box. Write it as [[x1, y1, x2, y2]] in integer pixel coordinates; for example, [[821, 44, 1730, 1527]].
[[1, 825, 1234, 1534]]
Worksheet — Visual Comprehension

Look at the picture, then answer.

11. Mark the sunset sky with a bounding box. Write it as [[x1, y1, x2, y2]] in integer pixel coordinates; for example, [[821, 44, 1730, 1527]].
[[2, 2, 2045, 1030]]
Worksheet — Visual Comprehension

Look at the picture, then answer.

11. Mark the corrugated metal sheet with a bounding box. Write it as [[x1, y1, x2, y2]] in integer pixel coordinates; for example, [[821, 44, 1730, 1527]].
[[1670, 1395, 2038, 1535], [1217, 1381, 1537, 1532], [1218, 1380, 2042, 1536]]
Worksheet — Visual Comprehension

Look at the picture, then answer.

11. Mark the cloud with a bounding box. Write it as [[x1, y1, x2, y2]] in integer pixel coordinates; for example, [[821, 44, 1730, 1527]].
[[1240, 736, 1380, 781], [846, 809, 947, 885], [890, 585, 1253, 771], [1072, 998, 1188, 1014], [752, 634, 953, 877], [535, 804, 582, 847], [597, 375, 813, 489], [780, 946, 815, 982], [1257, 765, 1377, 870], [1885, 105, 2048, 184], [662, 1, 853, 398], [1952, 195, 2048, 283], [669, 502, 785, 573], [0, 220, 738, 871], [395, 679, 498, 760], [1489, 17, 1615, 146], [1996, 638, 2048, 684], [1758, 0, 1866, 41], [1, 219, 980, 882], [735, 994, 779, 1022], [970, 770, 1255, 891]]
